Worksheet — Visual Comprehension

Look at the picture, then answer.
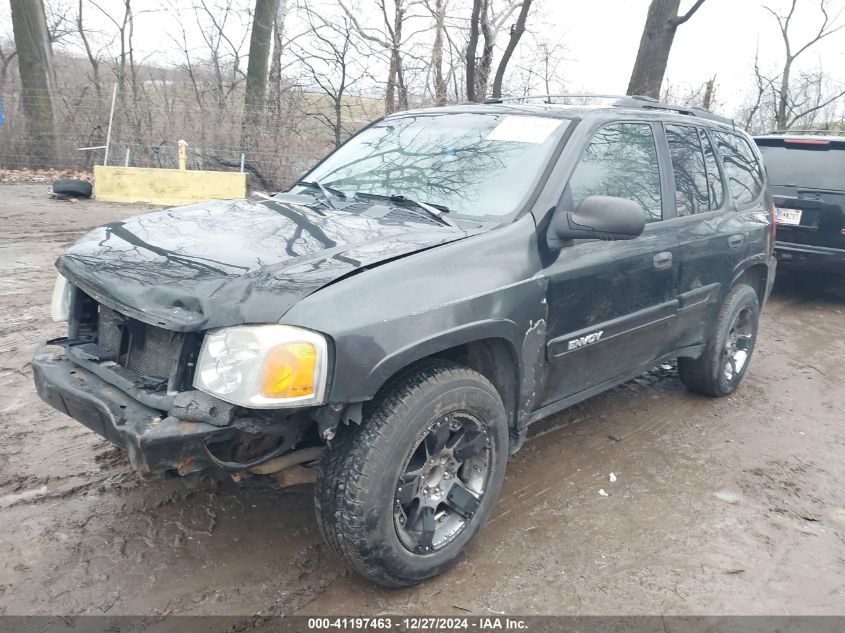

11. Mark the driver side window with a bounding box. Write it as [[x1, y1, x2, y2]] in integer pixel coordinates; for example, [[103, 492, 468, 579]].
[[568, 122, 663, 223]]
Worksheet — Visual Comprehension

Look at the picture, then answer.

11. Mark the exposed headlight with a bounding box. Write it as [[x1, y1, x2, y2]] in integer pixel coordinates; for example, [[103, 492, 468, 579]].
[[50, 274, 71, 322], [193, 325, 329, 408]]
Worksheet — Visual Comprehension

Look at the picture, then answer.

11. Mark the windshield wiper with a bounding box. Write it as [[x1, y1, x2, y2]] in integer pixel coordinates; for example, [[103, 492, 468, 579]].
[[293, 180, 346, 209], [359, 192, 455, 227]]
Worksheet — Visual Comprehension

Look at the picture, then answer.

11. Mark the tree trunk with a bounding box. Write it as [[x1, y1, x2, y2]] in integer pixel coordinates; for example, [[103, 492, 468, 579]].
[[383, 1, 407, 114], [126, 2, 143, 141], [77, 0, 102, 100], [10, 0, 57, 169], [334, 95, 342, 148], [431, 0, 447, 105], [702, 75, 715, 110], [396, 56, 408, 110], [627, 0, 708, 99], [385, 52, 398, 114], [465, 0, 482, 101], [776, 59, 792, 130], [477, 1, 494, 100], [269, 0, 288, 119], [393, 3, 407, 111], [627, 0, 682, 98], [0, 47, 17, 105], [492, 0, 533, 99], [242, 0, 278, 149]]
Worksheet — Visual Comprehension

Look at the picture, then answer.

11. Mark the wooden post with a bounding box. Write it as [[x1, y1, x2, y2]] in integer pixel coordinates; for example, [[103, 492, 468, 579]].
[[178, 139, 187, 170]]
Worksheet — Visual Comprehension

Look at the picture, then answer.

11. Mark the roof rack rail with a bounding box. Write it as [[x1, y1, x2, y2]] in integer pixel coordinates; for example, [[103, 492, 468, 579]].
[[612, 96, 734, 125], [484, 93, 733, 126], [483, 93, 655, 104]]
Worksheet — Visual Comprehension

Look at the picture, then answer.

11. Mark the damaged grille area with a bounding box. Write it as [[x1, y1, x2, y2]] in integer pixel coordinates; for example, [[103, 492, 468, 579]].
[[97, 306, 184, 380], [71, 289, 199, 392]]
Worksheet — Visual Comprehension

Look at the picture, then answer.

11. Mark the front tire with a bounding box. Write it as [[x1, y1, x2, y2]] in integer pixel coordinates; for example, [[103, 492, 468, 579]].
[[678, 284, 760, 397], [314, 360, 508, 587]]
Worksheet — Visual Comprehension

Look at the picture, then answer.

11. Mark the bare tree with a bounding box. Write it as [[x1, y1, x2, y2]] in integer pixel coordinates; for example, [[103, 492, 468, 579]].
[[293, 3, 365, 147], [465, 0, 482, 101], [477, 0, 495, 98], [339, 0, 423, 114], [10, 0, 57, 168], [764, 0, 845, 129], [90, 1, 134, 99], [426, 3, 468, 103], [702, 75, 715, 109], [161, 0, 249, 159], [466, 0, 525, 101], [268, 0, 289, 117], [510, 34, 566, 99], [626, 0, 709, 99], [427, 0, 448, 105], [189, 0, 250, 112], [97, 1, 169, 146], [742, 50, 769, 131], [75, 0, 103, 99], [168, 9, 204, 113], [242, 0, 278, 148], [0, 40, 17, 101], [661, 75, 718, 110], [491, 0, 532, 98]]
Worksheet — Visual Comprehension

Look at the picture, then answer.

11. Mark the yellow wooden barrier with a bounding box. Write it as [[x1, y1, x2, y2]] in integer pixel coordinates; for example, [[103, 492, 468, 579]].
[[94, 160, 248, 206]]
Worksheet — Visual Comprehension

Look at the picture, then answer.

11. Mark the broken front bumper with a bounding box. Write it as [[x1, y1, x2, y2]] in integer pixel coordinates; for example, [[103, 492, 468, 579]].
[[32, 343, 231, 476]]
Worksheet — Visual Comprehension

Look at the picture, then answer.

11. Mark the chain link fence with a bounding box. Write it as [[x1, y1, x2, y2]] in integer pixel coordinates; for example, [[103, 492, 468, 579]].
[[0, 85, 380, 191]]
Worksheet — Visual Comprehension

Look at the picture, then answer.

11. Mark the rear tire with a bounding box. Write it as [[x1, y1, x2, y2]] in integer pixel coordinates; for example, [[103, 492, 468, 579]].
[[678, 284, 760, 397], [314, 360, 508, 587]]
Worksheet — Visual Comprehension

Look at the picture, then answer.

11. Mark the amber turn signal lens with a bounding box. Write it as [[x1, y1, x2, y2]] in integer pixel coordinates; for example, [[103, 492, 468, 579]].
[[260, 342, 317, 398]]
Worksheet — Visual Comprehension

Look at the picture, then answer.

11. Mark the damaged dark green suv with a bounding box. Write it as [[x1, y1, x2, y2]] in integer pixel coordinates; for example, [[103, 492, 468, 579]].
[[34, 96, 776, 586]]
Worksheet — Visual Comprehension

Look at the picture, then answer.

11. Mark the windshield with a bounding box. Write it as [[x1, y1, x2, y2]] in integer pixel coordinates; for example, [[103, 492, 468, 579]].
[[756, 141, 845, 191], [298, 112, 569, 219]]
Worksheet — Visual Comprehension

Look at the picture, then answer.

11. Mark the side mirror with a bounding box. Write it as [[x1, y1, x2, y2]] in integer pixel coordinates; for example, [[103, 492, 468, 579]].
[[549, 195, 646, 247]]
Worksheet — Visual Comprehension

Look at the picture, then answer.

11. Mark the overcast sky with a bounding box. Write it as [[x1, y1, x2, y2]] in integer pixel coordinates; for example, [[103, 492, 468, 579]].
[[2, 0, 844, 114], [545, 0, 845, 110]]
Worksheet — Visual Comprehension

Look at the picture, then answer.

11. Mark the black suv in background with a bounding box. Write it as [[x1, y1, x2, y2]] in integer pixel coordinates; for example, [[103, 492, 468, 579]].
[[34, 96, 776, 586], [755, 134, 845, 274]]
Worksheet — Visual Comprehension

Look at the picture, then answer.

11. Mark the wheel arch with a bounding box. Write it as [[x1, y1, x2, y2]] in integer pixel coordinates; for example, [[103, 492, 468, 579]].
[[731, 259, 771, 305], [362, 323, 523, 434]]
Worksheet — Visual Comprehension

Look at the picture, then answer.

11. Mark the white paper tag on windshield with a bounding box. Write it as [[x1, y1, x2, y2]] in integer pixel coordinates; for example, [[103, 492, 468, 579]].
[[486, 116, 562, 144]]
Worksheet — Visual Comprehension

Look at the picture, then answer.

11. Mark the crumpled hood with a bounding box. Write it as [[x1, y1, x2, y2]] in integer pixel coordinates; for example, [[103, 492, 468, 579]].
[[57, 196, 474, 331]]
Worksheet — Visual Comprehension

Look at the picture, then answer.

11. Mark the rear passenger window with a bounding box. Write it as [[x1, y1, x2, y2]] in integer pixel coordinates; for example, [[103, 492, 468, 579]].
[[714, 132, 765, 206], [665, 124, 709, 215], [568, 122, 662, 223], [701, 129, 725, 211]]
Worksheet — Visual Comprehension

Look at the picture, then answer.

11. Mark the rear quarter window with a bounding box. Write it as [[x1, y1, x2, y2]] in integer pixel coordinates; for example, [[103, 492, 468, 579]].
[[714, 132, 765, 207], [665, 124, 709, 216], [701, 130, 726, 211]]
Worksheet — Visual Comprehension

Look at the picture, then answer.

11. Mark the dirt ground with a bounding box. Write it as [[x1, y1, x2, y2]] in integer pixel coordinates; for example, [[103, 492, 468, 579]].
[[0, 183, 843, 617]]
